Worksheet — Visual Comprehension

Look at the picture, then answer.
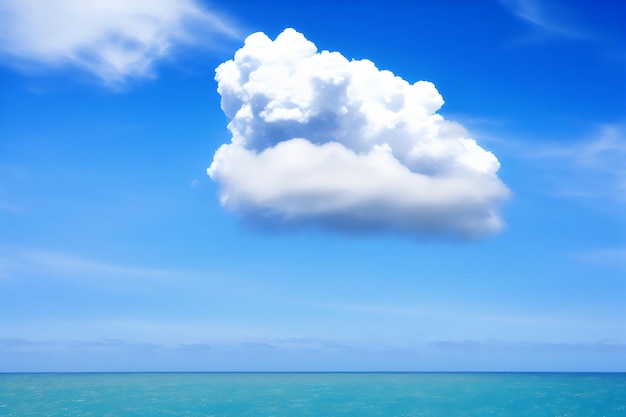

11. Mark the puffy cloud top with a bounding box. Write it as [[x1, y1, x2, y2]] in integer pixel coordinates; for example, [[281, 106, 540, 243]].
[[208, 29, 509, 238], [0, 0, 237, 85]]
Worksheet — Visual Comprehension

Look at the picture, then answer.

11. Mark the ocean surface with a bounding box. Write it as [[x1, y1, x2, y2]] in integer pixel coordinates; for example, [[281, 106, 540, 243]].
[[1, 372, 624, 416]]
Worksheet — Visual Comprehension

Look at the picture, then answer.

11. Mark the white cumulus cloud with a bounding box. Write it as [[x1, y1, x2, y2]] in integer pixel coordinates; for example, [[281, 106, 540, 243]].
[[208, 29, 509, 238], [0, 0, 238, 85]]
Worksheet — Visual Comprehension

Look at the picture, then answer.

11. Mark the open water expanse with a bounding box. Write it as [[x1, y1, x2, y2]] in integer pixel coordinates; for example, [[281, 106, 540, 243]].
[[1, 372, 624, 416]]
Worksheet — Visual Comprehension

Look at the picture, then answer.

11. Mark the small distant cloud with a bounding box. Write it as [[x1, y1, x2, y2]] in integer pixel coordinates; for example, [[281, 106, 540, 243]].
[[239, 341, 277, 350], [69, 338, 160, 351], [179, 342, 213, 352], [208, 29, 509, 239], [0, 338, 48, 349], [0, 0, 239, 87]]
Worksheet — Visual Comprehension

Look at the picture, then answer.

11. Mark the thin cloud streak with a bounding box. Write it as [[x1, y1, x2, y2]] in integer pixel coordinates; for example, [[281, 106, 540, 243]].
[[500, 0, 593, 42], [19, 249, 170, 277], [0, 248, 179, 286], [496, 123, 626, 203]]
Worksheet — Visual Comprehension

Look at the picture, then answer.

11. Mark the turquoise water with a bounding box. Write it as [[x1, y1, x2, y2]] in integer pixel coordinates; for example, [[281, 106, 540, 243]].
[[1, 373, 624, 416]]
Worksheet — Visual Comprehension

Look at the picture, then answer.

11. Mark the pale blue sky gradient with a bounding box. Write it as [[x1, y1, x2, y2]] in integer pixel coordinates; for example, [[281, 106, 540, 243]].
[[0, 0, 624, 371]]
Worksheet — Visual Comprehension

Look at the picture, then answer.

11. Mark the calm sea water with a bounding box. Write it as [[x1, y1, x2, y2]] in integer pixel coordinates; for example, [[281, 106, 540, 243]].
[[1, 373, 624, 416]]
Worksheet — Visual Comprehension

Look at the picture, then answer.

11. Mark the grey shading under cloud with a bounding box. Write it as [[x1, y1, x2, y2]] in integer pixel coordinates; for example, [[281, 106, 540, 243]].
[[208, 29, 509, 238], [0, 0, 238, 86]]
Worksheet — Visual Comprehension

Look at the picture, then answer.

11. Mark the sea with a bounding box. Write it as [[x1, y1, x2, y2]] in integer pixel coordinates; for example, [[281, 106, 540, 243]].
[[1, 372, 624, 416]]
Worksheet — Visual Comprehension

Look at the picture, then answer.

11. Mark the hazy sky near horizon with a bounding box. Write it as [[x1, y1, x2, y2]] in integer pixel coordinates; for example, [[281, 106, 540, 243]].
[[0, 0, 624, 372]]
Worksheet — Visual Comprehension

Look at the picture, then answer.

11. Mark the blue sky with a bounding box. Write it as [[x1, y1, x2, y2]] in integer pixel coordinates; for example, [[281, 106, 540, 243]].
[[0, 0, 624, 372]]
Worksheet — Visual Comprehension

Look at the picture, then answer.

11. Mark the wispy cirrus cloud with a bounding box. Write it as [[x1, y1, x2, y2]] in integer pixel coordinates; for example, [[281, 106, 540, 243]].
[[498, 123, 626, 203], [530, 124, 626, 202], [500, 0, 593, 42], [0, 0, 239, 86], [500, 0, 626, 66]]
